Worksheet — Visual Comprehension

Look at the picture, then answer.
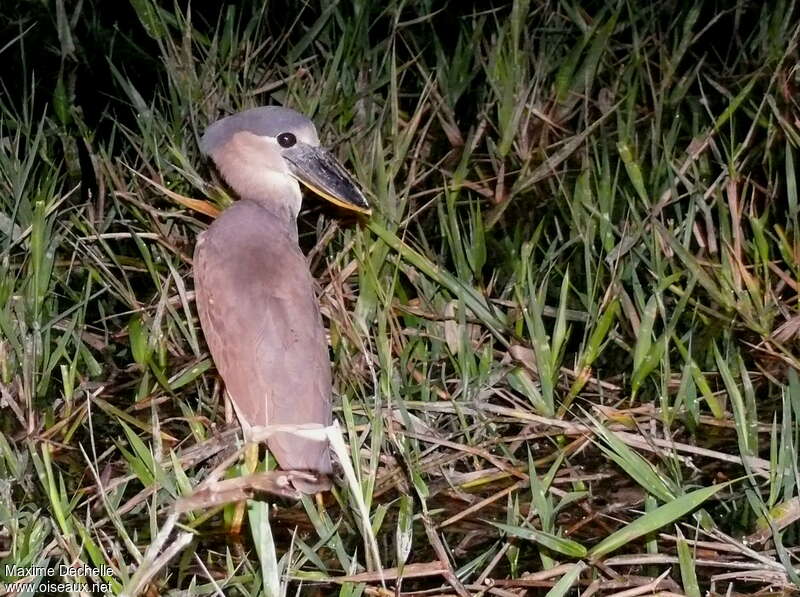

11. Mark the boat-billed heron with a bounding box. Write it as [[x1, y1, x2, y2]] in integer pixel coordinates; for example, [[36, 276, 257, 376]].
[[195, 106, 369, 493]]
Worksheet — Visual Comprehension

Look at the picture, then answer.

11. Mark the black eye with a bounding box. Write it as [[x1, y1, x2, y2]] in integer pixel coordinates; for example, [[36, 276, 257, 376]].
[[277, 132, 297, 148]]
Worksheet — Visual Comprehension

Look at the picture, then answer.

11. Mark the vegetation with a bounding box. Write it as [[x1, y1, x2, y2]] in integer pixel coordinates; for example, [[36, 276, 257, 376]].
[[1, 0, 799, 594]]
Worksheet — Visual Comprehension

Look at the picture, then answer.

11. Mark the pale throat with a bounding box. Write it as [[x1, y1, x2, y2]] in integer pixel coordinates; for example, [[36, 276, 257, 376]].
[[212, 135, 303, 229]]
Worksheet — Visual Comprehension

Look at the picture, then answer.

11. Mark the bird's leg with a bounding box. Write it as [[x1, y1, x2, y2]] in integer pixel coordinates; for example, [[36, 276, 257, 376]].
[[244, 441, 259, 473], [229, 442, 260, 534]]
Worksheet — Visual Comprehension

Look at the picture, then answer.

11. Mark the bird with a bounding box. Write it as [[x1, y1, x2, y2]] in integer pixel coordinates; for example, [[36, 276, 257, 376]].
[[194, 106, 370, 494]]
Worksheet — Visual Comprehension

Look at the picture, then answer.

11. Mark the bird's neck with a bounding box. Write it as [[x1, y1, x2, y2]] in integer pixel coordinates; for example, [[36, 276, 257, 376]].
[[241, 196, 300, 240], [212, 146, 303, 227], [232, 169, 303, 237]]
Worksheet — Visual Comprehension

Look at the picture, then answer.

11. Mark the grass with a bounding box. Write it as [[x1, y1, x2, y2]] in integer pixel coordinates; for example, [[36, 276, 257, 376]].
[[1, 0, 800, 594]]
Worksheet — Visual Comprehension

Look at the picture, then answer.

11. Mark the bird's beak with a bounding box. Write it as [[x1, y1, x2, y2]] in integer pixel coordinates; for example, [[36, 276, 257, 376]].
[[284, 144, 371, 214]]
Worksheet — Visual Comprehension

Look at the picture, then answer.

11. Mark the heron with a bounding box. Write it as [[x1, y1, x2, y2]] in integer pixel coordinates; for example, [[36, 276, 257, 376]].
[[195, 106, 370, 494]]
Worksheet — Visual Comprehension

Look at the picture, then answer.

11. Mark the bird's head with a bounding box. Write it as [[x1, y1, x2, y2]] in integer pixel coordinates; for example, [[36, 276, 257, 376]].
[[200, 106, 370, 219]]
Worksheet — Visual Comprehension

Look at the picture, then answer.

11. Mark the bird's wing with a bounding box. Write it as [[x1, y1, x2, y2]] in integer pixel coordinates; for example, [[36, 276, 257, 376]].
[[193, 201, 332, 476]]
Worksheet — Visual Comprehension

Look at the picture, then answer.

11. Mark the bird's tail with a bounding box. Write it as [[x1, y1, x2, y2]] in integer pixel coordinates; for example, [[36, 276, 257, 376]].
[[269, 431, 332, 494]]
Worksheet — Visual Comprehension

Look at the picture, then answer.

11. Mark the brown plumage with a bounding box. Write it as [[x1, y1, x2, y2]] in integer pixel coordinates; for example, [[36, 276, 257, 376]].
[[195, 107, 369, 493]]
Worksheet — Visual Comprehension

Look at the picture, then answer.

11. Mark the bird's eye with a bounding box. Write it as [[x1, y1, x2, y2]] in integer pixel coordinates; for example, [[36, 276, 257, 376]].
[[277, 132, 297, 148]]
